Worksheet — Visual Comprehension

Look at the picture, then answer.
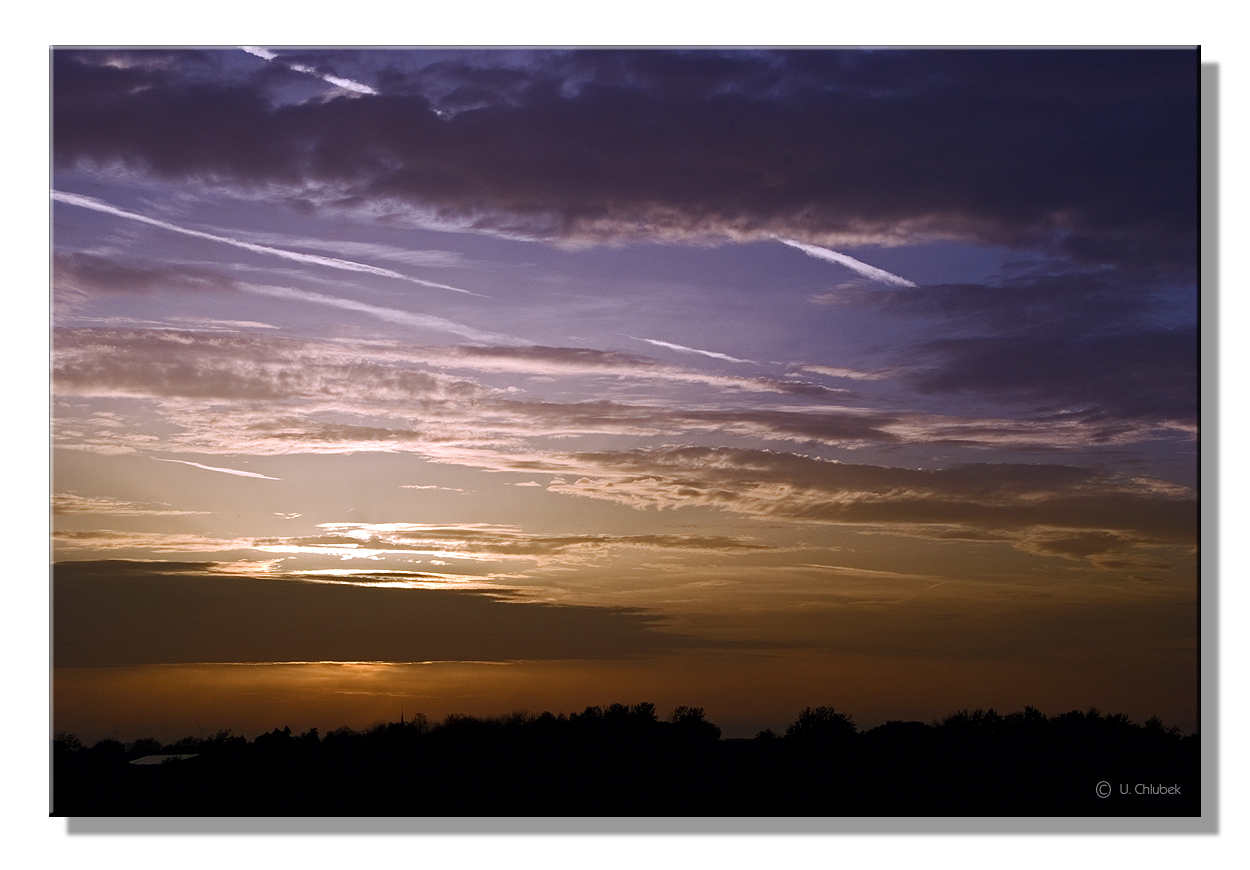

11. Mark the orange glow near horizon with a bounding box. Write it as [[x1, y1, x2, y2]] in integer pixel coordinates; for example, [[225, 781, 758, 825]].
[[53, 643, 1197, 746]]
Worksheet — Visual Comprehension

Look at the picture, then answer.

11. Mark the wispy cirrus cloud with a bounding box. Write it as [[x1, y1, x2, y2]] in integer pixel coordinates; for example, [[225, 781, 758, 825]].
[[54, 251, 236, 298], [405, 444, 1194, 564], [259, 523, 775, 563], [165, 316, 281, 331], [534, 446, 1197, 567], [52, 522, 777, 567], [53, 530, 253, 553], [52, 190, 479, 295], [241, 284, 518, 343], [404, 344, 834, 396], [51, 329, 836, 417], [53, 328, 497, 404], [53, 328, 1188, 463], [797, 364, 893, 381], [53, 493, 211, 516], [214, 232, 469, 269]]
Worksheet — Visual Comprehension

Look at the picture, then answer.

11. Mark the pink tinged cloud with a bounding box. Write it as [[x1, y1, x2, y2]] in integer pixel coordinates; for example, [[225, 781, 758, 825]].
[[50, 191, 479, 295], [152, 458, 281, 480], [778, 238, 918, 288], [799, 364, 891, 381], [52, 493, 210, 516]]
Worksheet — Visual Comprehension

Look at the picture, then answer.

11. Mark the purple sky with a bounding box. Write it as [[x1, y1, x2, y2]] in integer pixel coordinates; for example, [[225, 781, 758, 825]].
[[51, 48, 1199, 741]]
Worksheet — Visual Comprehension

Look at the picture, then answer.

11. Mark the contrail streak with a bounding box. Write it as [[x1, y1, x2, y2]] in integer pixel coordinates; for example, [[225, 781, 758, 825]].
[[240, 46, 377, 95], [778, 238, 917, 287], [243, 284, 519, 344], [153, 458, 282, 479], [51, 190, 480, 295], [632, 336, 756, 364]]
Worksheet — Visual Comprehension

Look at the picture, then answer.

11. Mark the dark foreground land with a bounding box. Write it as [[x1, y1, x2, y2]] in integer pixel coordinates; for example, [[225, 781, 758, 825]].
[[52, 704, 1199, 816]]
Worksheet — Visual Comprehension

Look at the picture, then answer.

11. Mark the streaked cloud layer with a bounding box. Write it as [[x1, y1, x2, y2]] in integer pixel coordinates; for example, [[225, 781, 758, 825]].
[[54, 49, 1196, 266], [53, 190, 479, 295]]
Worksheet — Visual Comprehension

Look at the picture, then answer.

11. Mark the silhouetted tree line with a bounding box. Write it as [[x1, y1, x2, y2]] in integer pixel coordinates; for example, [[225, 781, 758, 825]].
[[52, 703, 1199, 816]]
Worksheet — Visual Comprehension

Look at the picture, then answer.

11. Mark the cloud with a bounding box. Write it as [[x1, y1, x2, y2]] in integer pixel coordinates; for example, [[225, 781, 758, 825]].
[[797, 365, 891, 381], [51, 328, 842, 430], [276, 442, 1190, 565], [255, 522, 776, 563], [53, 493, 210, 516], [54, 530, 254, 553], [864, 275, 1198, 428], [240, 284, 518, 343], [911, 328, 1197, 429], [532, 446, 1196, 561], [777, 239, 917, 287], [406, 344, 832, 396], [54, 328, 497, 405], [54, 447, 1194, 573], [53, 560, 694, 667], [240, 46, 378, 96], [52, 190, 480, 295], [165, 316, 281, 331], [53, 251, 237, 298], [52, 522, 777, 567], [213, 231, 469, 269], [239, 46, 277, 61], [54, 328, 1186, 462], [52, 49, 1197, 270], [152, 458, 281, 480], [631, 336, 756, 364]]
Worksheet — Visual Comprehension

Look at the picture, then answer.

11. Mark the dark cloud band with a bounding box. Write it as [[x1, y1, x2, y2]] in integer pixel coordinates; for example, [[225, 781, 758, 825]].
[[53, 49, 1198, 269]]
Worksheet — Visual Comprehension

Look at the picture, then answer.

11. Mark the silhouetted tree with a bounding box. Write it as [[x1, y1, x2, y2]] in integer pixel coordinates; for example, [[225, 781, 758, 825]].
[[1145, 715, 1182, 738], [53, 732, 82, 754], [631, 702, 657, 721], [129, 737, 163, 758], [669, 706, 722, 744], [87, 738, 127, 765], [784, 706, 857, 756], [860, 720, 934, 761], [49, 701, 1199, 816]]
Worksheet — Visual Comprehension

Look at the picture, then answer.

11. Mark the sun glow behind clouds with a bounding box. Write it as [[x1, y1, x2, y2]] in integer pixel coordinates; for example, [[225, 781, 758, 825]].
[[290, 569, 517, 592]]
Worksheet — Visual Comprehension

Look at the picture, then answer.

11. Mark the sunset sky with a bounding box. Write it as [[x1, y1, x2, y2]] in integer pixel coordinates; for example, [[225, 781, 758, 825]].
[[51, 47, 1199, 742]]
